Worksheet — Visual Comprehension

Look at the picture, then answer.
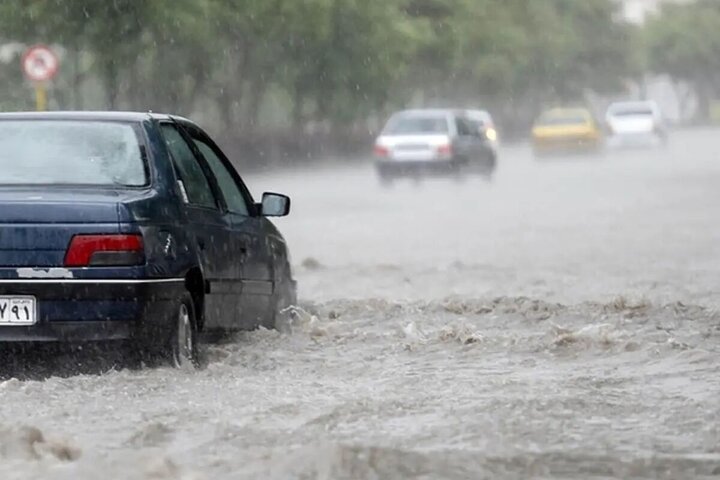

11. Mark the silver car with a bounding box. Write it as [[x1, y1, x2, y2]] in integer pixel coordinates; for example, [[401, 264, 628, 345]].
[[373, 109, 497, 184], [467, 109, 499, 157]]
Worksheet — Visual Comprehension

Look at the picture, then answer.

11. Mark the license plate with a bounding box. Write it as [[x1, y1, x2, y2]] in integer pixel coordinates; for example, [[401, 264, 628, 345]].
[[0, 297, 37, 326]]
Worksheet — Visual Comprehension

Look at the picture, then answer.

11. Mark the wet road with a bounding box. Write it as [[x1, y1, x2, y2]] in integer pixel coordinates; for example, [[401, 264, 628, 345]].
[[2, 128, 720, 479]]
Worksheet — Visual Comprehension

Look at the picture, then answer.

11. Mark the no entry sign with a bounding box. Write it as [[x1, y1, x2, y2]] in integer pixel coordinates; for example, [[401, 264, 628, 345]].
[[21, 45, 59, 82]]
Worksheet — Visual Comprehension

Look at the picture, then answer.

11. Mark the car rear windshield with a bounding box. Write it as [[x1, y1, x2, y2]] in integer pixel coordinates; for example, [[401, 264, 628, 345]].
[[383, 115, 449, 135], [537, 113, 589, 126], [0, 120, 147, 186], [608, 107, 653, 117]]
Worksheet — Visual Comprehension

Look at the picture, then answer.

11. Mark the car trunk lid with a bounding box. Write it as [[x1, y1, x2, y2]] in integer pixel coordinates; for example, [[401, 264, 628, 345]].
[[377, 134, 451, 161], [608, 115, 655, 134], [0, 189, 123, 267]]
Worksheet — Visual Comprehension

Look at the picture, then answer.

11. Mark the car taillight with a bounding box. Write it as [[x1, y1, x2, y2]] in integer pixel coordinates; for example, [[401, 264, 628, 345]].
[[373, 144, 390, 157], [436, 143, 453, 158], [64, 234, 145, 267]]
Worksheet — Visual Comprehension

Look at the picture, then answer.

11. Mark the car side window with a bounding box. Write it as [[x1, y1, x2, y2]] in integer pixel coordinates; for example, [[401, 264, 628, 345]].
[[455, 117, 474, 136], [161, 124, 217, 209], [192, 137, 249, 216], [468, 119, 483, 133]]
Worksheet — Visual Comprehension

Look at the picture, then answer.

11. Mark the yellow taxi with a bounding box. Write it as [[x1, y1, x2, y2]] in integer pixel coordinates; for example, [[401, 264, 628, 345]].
[[531, 108, 603, 156]]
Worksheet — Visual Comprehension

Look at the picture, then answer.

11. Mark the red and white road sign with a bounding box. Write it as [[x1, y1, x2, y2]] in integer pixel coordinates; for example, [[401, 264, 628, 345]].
[[21, 45, 59, 82]]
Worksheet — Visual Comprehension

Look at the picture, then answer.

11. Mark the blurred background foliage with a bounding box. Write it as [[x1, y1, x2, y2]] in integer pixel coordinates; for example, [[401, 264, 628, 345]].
[[0, 0, 713, 163]]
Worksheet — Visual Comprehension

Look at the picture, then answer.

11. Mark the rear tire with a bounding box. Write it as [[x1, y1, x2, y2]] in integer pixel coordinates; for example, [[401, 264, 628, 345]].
[[450, 158, 466, 183], [378, 173, 394, 187], [376, 163, 396, 187], [478, 152, 496, 180], [169, 293, 199, 369]]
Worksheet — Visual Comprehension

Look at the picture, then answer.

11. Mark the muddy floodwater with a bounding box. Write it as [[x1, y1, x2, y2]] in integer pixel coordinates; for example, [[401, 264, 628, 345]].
[[1, 128, 720, 479]]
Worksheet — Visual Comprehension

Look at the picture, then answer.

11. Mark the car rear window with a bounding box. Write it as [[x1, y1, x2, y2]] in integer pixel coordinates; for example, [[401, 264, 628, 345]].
[[537, 113, 589, 126], [383, 115, 449, 135], [608, 107, 653, 117], [0, 120, 147, 186]]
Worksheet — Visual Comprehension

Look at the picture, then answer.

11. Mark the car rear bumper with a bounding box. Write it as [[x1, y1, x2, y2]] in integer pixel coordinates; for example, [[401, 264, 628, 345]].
[[0, 278, 185, 343], [375, 159, 460, 176], [0, 321, 135, 342], [533, 137, 601, 154], [607, 132, 663, 149]]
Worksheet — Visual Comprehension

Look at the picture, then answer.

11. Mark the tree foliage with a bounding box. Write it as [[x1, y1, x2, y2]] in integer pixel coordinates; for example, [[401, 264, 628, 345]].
[[0, 0, 637, 138], [645, 0, 720, 118]]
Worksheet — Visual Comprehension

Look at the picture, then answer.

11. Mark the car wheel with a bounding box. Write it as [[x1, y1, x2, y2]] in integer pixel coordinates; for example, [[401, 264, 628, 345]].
[[378, 173, 394, 187], [478, 154, 496, 179], [488, 151, 497, 170], [170, 293, 199, 369], [268, 273, 297, 332], [451, 164, 466, 183]]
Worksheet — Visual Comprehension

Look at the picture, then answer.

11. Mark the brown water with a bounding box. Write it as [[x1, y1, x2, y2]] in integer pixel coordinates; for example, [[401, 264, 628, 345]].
[[1, 129, 719, 479]]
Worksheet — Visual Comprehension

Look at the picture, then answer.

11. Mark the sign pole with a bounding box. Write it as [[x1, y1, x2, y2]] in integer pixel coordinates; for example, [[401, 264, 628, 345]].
[[34, 83, 47, 111], [21, 45, 59, 110]]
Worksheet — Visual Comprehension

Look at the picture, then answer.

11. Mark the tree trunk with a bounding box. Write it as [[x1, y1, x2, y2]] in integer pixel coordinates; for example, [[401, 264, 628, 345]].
[[72, 46, 83, 110], [244, 78, 267, 133], [291, 80, 306, 133], [694, 79, 712, 124], [103, 60, 119, 110]]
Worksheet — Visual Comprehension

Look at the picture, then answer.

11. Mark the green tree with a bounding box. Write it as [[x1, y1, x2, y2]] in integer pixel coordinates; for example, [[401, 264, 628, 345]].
[[0, 0, 642, 154], [645, 0, 720, 120]]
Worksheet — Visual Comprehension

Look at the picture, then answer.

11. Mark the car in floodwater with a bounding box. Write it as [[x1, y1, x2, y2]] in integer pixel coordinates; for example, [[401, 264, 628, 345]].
[[605, 100, 668, 149], [0, 112, 296, 367], [373, 109, 497, 184], [531, 107, 603, 157]]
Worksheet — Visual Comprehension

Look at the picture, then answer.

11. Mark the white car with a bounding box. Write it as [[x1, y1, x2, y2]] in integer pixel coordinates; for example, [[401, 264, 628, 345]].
[[373, 109, 496, 184], [605, 101, 667, 149]]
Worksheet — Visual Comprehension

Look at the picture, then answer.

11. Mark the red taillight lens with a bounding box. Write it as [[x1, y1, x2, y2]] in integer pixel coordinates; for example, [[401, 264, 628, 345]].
[[64, 234, 145, 267], [436, 144, 453, 157], [373, 144, 389, 157]]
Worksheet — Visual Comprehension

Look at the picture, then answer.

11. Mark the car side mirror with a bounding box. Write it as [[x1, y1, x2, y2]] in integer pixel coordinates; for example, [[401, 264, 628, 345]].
[[260, 192, 290, 217]]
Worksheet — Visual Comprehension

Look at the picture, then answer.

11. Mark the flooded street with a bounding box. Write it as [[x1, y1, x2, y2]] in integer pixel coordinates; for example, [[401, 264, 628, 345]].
[[2, 128, 720, 479]]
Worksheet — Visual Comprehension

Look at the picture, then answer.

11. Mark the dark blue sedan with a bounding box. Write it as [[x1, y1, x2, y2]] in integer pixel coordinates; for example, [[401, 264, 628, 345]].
[[0, 112, 296, 367]]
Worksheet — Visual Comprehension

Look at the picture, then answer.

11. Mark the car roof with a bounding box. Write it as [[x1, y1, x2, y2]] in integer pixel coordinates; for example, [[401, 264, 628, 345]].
[[393, 109, 455, 117], [608, 100, 656, 107], [0, 111, 176, 122], [466, 109, 492, 120], [607, 101, 658, 111]]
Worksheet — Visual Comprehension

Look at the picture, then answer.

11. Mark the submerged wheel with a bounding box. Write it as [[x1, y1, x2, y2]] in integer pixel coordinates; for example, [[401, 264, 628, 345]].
[[378, 172, 394, 187], [170, 294, 199, 369], [267, 273, 297, 332], [451, 163, 466, 183]]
